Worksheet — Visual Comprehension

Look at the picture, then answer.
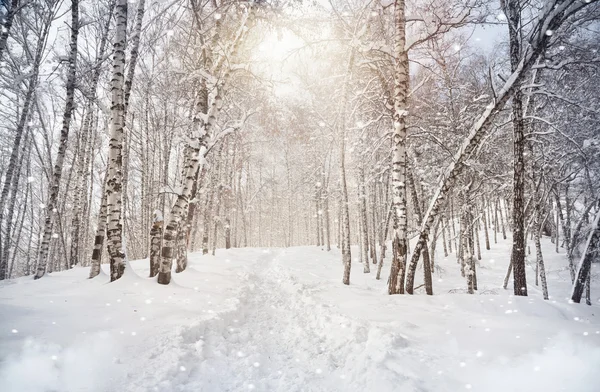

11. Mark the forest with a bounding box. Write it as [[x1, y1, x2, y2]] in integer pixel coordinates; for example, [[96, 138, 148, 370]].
[[1, 0, 600, 391]]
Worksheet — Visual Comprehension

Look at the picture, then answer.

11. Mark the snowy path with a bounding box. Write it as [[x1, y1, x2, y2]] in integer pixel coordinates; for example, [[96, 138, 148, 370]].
[[138, 250, 421, 392]]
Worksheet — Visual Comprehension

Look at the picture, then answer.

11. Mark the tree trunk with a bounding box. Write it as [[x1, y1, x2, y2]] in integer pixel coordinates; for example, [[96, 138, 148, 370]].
[[376, 203, 393, 280], [407, 168, 432, 294], [534, 214, 549, 300], [508, 0, 529, 292], [359, 165, 370, 273], [389, 0, 409, 295], [34, 0, 79, 279], [106, 0, 128, 282], [571, 208, 600, 303], [0, 0, 19, 61], [482, 196, 490, 250], [149, 211, 163, 277]]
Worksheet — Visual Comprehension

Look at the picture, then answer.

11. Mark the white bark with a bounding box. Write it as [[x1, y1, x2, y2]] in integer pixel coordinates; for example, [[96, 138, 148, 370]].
[[106, 0, 128, 282]]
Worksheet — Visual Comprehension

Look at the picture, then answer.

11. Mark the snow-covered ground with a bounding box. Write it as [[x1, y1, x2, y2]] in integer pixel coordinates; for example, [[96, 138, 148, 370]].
[[1, 235, 600, 392]]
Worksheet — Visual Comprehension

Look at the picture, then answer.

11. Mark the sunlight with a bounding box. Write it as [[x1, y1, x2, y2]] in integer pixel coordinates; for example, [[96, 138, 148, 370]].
[[256, 29, 304, 67]]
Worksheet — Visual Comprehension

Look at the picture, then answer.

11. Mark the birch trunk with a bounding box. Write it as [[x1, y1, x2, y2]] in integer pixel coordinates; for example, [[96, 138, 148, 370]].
[[149, 211, 163, 277], [359, 165, 369, 273], [534, 212, 549, 300], [89, 173, 108, 278], [505, 0, 528, 296], [388, 0, 409, 295], [339, 48, 355, 285], [0, 0, 19, 60], [571, 207, 600, 303], [106, 0, 128, 282], [441, 215, 448, 257], [34, 0, 79, 279], [407, 168, 432, 294], [482, 196, 490, 250]]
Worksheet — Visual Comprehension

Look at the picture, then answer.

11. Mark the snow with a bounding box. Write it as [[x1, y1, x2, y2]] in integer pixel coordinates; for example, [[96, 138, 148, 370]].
[[1, 236, 599, 391]]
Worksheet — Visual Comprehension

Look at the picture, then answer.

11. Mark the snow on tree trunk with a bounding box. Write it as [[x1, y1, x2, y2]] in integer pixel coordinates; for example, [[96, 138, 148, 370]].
[[359, 165, 370, 273], [571, 206, 600, 304], [505, 0, 528, 296], [338, 45, 356, 285], [149, 210, 163, 277], [34, 0, 79, 279], [407, 168, 432, 294], [482, 196, 490, 250], [534, 215, 549, 300], [89, 174, 108, 279], [0, 0, 19, 61], [106, 0, 128, 282], [376, 203, 392, 281], [388, 0, 409, 295], [369, 184, 377, 263]]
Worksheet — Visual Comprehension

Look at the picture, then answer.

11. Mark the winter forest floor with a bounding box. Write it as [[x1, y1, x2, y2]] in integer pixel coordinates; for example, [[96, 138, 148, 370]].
[[1, 235, 600, 392]]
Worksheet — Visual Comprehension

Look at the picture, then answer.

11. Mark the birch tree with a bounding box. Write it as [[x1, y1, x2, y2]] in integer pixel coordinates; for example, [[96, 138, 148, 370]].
[[106, 0, 128, 281], [34, 0, 79, 279]]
